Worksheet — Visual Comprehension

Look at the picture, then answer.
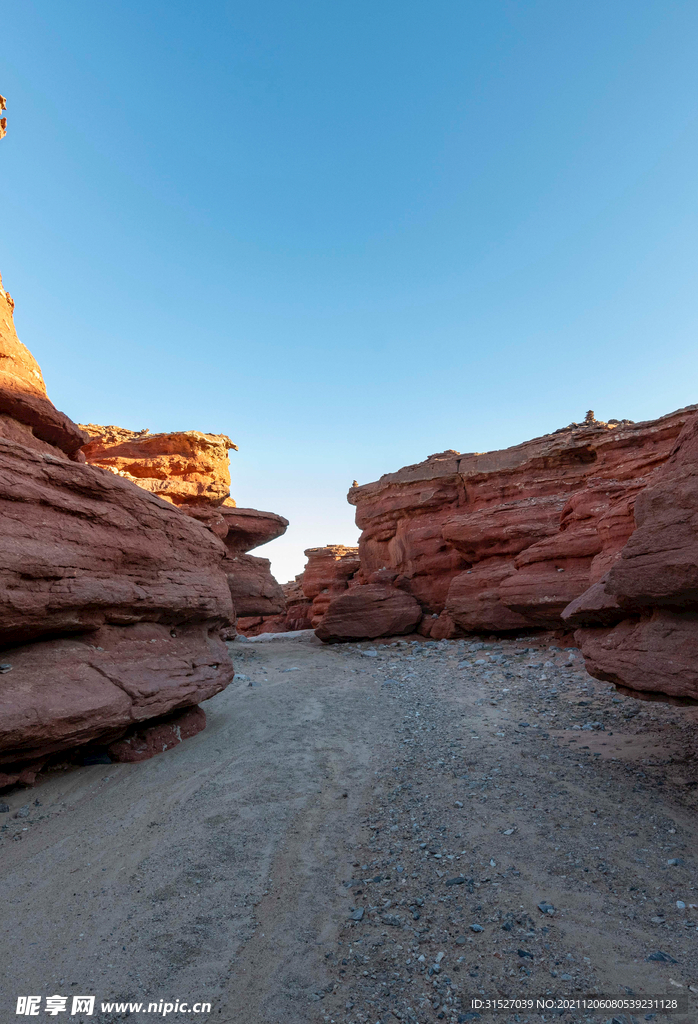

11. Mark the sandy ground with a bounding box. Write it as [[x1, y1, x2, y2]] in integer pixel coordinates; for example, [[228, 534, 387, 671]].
[[1, 632, 698, 1024]]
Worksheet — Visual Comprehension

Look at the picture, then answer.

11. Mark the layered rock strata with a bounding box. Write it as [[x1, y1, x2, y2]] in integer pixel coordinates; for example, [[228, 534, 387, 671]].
[[0, 275, 87, 456], [0, 279, 236, 776], [80, 424, 237, 506], [80, 428, 289, 627], [222, 508, 288, 620], [563, 416, 698, 700], [236, 545, 360, 636], [318, 408, 697, 645]]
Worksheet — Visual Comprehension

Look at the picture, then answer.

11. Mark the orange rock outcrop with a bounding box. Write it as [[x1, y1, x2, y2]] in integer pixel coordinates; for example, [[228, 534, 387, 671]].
[[0, 273, 87, 456], [80, 424, 237, 506]]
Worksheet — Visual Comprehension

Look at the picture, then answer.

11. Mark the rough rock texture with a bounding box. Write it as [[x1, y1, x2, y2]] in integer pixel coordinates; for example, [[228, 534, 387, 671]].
[[0, 278, 236, 772], [237, 578, 313, 637], [315, 584, 422, 642], [340, 408, 696, 639], [236, 544, 360, 637], [0, 435, 235, 769], [300, 545, 361, 628], [80, 424, 238, 506], [0, 623, 230, 770], [0, 438, 233, 645], [107, 705, 207, 763], [565, 416, 698, 700], [219, 508, 288, 619], [0, 274, 87, 456], [81, 423, 289, 628]]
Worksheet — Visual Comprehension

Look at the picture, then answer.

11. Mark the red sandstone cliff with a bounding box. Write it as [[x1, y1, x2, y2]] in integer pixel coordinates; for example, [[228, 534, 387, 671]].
[[0, 274, 87, 457], [80, 427, 289, 627], [236, 544, 360, 636], [0, 281, 236, 783], [563, 416, 698, 701], [317, 409, 697, 659]]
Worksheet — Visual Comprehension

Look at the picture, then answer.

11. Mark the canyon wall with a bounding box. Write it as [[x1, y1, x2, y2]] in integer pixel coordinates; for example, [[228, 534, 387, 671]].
[[0, 280, 236, 783], [80, 428, 288, 628], [563, 416, 698, 701], [317, 409, 698, 698]]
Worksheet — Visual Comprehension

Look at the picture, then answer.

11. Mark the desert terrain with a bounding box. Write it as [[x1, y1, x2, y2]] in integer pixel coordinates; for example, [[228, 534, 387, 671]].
[[2, 632, 697, 1024]]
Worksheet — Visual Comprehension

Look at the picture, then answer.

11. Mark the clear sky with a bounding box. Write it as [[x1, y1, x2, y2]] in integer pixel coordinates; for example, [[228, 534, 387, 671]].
[[3, 1, 698, 582]]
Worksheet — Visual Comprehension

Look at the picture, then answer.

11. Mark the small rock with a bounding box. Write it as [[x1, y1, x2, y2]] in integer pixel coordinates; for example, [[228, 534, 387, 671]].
[[445, 876, 467, 886], [13, 805, 30, 819], [667, 858, 683, 866], [537, 902, 555, 915], [559, 972, 573, 981], [646, 951, 678, 963], [381, 913, 402, 927], [362, 650, 378, 658], [0, 803, 10, 813], [676, 901, 686, 910], [518, 948, 534, 959], [0, 663, 12, 673], [470, 924, 484, 933], [349, 908, 364, 921]]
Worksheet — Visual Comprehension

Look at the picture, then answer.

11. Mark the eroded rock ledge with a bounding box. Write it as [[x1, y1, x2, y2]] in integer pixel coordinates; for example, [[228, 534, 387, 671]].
[[315, 408, 698, 701]]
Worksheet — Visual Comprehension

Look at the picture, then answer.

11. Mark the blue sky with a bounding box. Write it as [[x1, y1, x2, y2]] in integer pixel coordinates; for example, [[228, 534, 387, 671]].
[[3, 1, 698, 581]]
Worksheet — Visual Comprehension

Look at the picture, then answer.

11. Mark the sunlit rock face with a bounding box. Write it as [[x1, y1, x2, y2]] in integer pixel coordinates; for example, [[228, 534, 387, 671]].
[[0, 273, 87, 456], [80, 424, 238, 507]]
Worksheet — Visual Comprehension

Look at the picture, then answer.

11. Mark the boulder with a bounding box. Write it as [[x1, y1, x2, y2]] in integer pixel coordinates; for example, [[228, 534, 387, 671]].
[[315, 585, 422, 642]]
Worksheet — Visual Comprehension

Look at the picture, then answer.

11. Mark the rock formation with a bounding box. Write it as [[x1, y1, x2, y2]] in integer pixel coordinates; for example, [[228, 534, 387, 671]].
[[220, 507, 288, 621], [0, 274, 87, 457], [300, 545, 361, 628], [563, 416, 698, 701], [80, 424, 237, 506], [0, 277, 236, 781], [316, 408, 697, 645], [80, 428, 289, 630], [236, 545, 360, 636]]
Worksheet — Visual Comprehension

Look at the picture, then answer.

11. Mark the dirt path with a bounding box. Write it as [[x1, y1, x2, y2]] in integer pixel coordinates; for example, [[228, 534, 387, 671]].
[[1, 633, 697, 1024]]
